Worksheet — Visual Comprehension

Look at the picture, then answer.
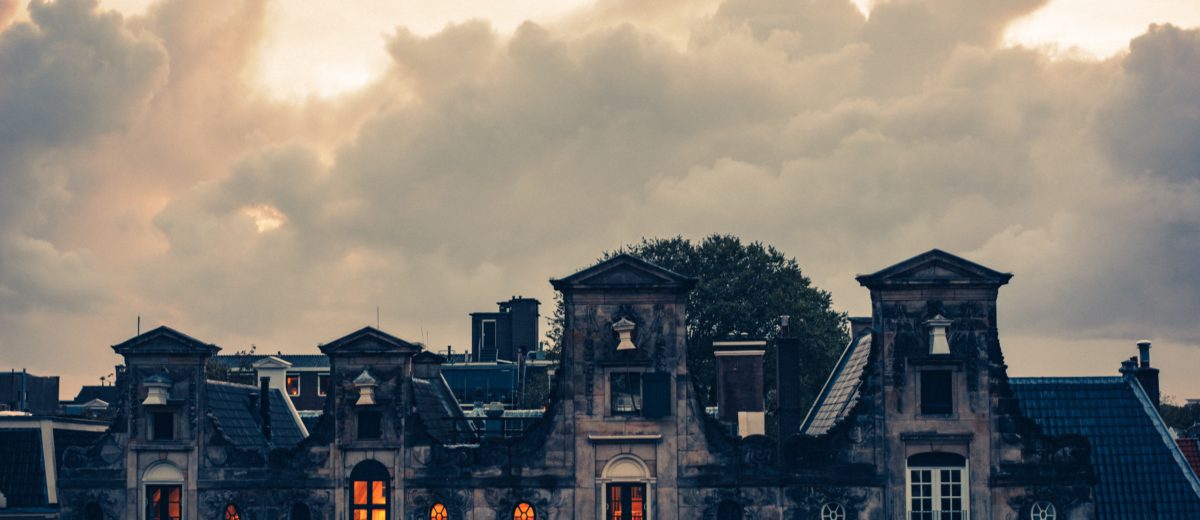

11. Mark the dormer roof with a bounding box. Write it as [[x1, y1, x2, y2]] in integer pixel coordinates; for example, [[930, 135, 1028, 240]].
[[550, 253, 697, 292], [317, 326, 421, 355], [111, 326, 221, 356], [251, 356, 293, 369], [855, 249, 1012, 290]]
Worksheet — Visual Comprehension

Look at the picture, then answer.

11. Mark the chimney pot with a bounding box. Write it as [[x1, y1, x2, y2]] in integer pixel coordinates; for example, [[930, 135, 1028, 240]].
[[1137, 340, 1152, 368]]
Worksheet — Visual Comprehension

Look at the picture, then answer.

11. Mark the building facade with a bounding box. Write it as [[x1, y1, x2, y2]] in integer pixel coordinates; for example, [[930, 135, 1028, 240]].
[[50, 250, 1200, 519]]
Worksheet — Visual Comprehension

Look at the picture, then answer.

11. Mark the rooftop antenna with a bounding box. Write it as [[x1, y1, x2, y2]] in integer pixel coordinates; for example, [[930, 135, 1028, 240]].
[[376, 306, 380, 329]]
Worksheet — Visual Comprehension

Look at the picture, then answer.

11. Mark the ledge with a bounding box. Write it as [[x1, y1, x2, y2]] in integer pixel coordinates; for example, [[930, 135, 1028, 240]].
[[899, 431, 973, 443], [587, 434, 663, 444]]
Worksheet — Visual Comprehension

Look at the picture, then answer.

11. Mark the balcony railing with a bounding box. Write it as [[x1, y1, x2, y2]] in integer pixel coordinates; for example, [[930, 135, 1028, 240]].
[[908, 511, 968, 520]]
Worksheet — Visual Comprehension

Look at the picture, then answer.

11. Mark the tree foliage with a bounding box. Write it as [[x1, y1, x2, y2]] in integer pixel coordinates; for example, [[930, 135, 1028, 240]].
[[549, 234, 848, 417]]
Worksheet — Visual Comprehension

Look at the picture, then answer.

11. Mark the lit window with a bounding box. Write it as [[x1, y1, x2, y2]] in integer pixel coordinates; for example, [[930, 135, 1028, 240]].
[[610, 373, 643, 415], [225, 503, 242, 520], [513, 502, 535, 520], [351, 461, 389, 520], [1030, 501, 1056, 520], [145, 485, 181, 520], [286, 374, 301, 396], [430, 503, 448, 520], [907, 453, 967, 519], [820, 503, 846, 520], [920, 370, 953, 415], [318, 374, 330, 397], [606, 484, 646, 520]]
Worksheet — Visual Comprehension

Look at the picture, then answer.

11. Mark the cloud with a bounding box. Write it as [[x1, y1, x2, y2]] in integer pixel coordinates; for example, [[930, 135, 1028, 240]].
[[2, 0, 1200, 398]]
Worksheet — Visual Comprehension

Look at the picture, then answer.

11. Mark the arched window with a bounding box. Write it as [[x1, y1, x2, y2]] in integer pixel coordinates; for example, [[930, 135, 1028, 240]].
[[224, 504, 242, 520], [907, 452, 968, 520], [1030, 501, 1056, 520], [717, 499, 743, 520], [291, 503, 311, 520], [513, 502, 535, 520], [84, 502, 103, 520], [350, 460, 390, 520], [143, 462, 184, 520], [430, 503, 448, 520], [820, 502, 846, 520]]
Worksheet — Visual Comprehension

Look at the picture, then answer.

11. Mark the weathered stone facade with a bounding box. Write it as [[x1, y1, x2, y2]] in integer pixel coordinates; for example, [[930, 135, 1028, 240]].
[[57, 251, 1097, 519]]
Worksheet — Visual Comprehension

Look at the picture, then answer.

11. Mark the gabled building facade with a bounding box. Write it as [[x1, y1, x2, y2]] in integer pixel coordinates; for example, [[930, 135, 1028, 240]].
[[48, 250, 1200, 519]]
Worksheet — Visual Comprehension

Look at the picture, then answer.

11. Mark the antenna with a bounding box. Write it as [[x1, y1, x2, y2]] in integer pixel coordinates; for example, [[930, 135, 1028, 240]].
[[376, 306, 380, 329]]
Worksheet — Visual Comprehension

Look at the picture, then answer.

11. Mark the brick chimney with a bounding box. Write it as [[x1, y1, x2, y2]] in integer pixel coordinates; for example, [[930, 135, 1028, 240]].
[[1135, 340, 1160, 407], [259, 376, 272, 441], [714, 332, 766, 437], [776, 316, 803, 443]]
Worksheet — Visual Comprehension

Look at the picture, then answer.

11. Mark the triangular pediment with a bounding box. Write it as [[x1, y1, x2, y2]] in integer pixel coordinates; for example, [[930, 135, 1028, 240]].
[[251, 356, 293, 369], [550, 254, 696, 291], [111, 326, 221, 356], [856, 249, 1012, 289], [318, 326, 421, 355]]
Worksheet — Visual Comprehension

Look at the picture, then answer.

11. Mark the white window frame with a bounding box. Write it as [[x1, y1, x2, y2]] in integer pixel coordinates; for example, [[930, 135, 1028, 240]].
[[905, 460, 969, 520], [596, 455, 655, 520]]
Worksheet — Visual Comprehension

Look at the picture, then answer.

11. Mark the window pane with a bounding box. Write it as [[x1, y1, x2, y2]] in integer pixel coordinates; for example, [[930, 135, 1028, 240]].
[[371, 510, 387, 520], [354, 511, 368, 520], [611, 373, 642, 415], [431, 503, 448, 520], [354, 481, 368, 505], [318, 374, 330, 396], [287, 374, 301, 396], [372, 481, 387, 504]]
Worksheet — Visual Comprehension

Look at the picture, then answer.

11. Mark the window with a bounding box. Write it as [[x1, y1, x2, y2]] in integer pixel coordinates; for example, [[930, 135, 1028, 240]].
[[716, 499, 742, 520], [920, 370, 953, 415], [318, 374, 330, 397], [606, 484, 645, 520], [85, 502, 103, 520], [224, 503, 242, 520], [1030, 501, 1056, 520], [358, 410, 382, 440], [145, 485, 181, 520], [286, 373, 301, 397], [350, 460, 389, 520], [152, 411, 174, 440], [291, 503, 311, 520], [430, 503, 448, 520], [611, 373, 643, 415], [820, 503, 846, 520], [907, 453, 967, 520], [513, 502, 535, 520]]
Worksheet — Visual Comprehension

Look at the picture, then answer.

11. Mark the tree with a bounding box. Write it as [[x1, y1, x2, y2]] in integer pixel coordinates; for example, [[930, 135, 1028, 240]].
[[548, 235, 848, 419]]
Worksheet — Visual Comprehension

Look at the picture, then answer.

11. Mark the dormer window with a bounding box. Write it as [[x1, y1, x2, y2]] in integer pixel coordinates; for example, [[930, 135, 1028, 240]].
[[926, 315, 952, 355], [920, 370, 953, 415]]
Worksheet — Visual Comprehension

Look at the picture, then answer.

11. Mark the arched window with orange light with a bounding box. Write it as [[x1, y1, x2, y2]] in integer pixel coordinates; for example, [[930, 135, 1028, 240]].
[[513, 502, 535, 520], [350, 460, 390, 520], [430, 503, 448, 520], [224, 503, 242, 520]]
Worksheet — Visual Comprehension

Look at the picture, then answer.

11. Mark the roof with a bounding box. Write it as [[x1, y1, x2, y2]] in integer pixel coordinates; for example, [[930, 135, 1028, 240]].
[[205, 381, 306, 450], [1178, 438, 1200, 479], [801, 331, 873, 436], [318, 326, 422, 355], [411, 375, 473, 443], [550, 253, 697, 291], [111, 326, 221, 356], [70, 385, 118, 404], [211, 354, 330, 369], [0, 429, 47, 508], [1010, 376, 1200, 519], [855, 249, 1012, 289]]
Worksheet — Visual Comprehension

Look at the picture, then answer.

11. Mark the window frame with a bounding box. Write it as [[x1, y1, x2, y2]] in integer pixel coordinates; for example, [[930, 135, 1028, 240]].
[[513, 502, 536, 520], [151, 411, 175, 441], [144, 484, 181, 520], [430, 503, 448, 520], [317, 373, 330, 397], [224, 503, 242, 520], [905, 454, 969, 520], [609, 372, 644, 416], [350, 461, 390, 520], [358, 410, 383, 440], [286, 373, 302, 397]]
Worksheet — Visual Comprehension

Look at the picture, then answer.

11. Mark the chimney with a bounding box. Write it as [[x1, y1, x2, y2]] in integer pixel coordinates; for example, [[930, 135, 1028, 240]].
[[259, 377, 272, 441], [714, 332, 766, 437], [776, 316, 803, 443], [1134, 340, 1160, 407]]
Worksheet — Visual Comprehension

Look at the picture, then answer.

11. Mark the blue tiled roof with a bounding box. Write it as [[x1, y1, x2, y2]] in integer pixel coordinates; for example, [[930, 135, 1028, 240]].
[[0, 429, 47, 508], [801, 331, 872, 436], [206, 381, 306, 450], [1011, 376, 1200, 519]]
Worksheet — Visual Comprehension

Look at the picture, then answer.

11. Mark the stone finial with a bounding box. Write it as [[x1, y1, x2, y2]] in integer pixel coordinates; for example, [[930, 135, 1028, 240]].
[[613, 318, 637, 351], [353, 370, 378, 406], [142, 373, 172, 406], [925, 315, 952, 355]]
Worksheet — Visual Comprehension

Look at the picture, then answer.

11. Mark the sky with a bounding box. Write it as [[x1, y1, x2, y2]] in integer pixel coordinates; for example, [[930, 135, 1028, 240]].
[[1, 0, 1199, 401]]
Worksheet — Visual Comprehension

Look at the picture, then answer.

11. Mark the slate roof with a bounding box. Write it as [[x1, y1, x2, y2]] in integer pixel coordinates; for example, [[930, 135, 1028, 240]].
[[0, 429, 47, 509], [206, 381, 306, 450], [800, 330, 873, 436], [1010, 376, 1200, 519], [211, 354, 331, 369], [69, 385, 118, 404], [412, 375, 474, 443]]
